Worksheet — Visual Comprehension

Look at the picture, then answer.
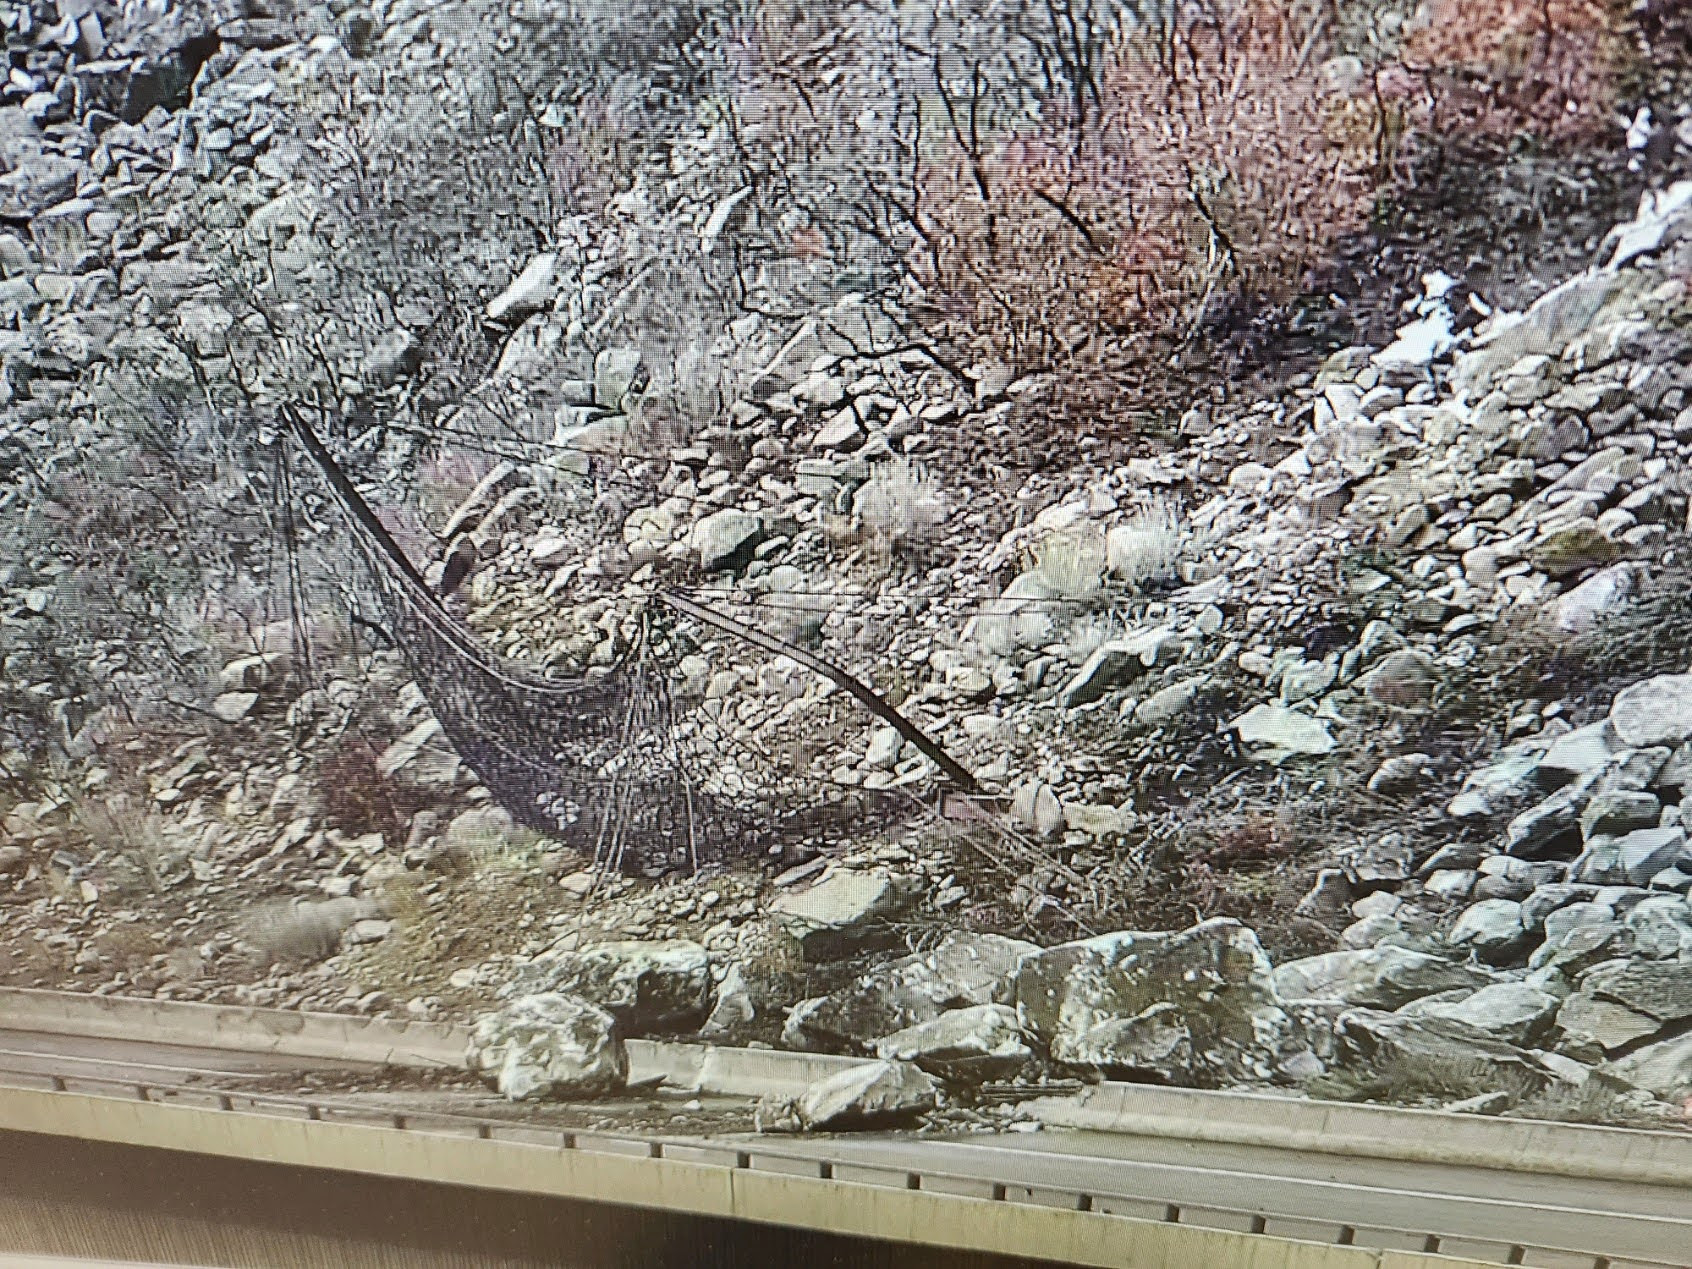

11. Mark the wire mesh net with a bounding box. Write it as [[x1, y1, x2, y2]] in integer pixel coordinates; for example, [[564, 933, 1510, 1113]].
[[285, 409, 932, 877]]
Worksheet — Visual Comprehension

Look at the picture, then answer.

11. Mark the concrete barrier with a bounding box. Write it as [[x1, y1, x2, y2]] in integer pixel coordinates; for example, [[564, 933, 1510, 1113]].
[[0, 987, 862, 1097], [1023, 1081, 1692, 1188], [0, 1084, 1483, 1269], [0, 987, 468, 1070]]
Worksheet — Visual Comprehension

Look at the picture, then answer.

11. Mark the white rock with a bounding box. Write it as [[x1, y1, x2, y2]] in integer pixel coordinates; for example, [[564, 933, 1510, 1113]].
[[796, 1059, 938, 1129], [1233, 704, 1336, 758], [486, 252, 558, 321], [467, 993, 627, 1101], [1610, 675, 1692, 749]]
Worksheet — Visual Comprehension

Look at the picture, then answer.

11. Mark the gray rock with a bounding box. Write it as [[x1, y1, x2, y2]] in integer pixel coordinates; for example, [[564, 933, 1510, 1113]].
[[485, 251, 557, 322], [0, 845, 25, 875], [1538, 723, 1619, 782], [1417, 841, 1488, 876], [1446, 899, 1531, 963], [364, 327, 421, 387], [1624, 896, 1692, 960], [1358, 649, 1438, 708], [1448, 748, 1544, 818], [1060, 628, 1175, 707], [1294, 868, 1354, 920], [788, 932, 1036, 1051], [873, 1004, 1032, 1080], [1657, 743, 1692, 791], [1424, 869, 1478, 901], [1550, 565, 1638, 635], [1553, 990, 1661, 1059], [1571, 826, 1687, 886], [594, 347, 644, 410], [1015, 919, 1301, 1086], [1232, 704, 1336, 759], [1272, 946, 1490, 1010], [1505, 786, 1588, 859], [1580, 790, 1662, 839], [700, 963, 755, 1038], [796, 1059, 938, 1129], [505, 940, 711, 1032], [212, 690, 258, 722], [693, 508, 765, 572], [1334, 1008, 1551, 1091], [467, 993, 627, 1101], [1411, 983, 1561, 1047], [1526, 921, 1634, 980], [1580, 960, 1692, 1025], [1541, 902, 1613, 945], [1338, 834, 1416, 887], [1520, 883, 1601, 930], [769, 866, 917, 958], [1609, 674, 1692, 749], [0, 153, 79, 219], [1602, 1031, 1692, 1102], [1473, 855, 1561, 903]]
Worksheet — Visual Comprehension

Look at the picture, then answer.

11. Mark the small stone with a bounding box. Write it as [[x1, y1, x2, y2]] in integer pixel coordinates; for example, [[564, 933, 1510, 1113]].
[[1447, 899, 1530, 963], [1233, 704, 1335, 759], [693, 509, 765, 572], [212, 691, 258, 722]]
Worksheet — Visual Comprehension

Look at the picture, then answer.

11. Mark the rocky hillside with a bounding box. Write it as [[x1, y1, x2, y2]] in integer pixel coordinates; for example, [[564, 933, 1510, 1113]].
[[2, 0, 1692, 1126]]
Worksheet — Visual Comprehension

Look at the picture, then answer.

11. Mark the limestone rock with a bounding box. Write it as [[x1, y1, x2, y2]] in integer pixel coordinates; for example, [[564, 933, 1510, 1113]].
[[1232, 704, 1336, 760], [769, 866, 916, 958], [1408, 983, 1560, 1047], [873, 1003, 1033, 1080], [788, 932, 1035, 1050], [467, 993, 627, 1101], [505, 940, 711, 1033], [795, 1059, 938, 1129], [1609, 674, 1692, 750], [1272, 946, 1489, 1011], [1015, 919, 1301, 1086], [693, 508, 765, 572], [1446, 899, 1530, 964]]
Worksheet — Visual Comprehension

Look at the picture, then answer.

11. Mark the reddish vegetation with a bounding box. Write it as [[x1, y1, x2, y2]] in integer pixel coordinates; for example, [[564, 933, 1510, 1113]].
[[915, 4, 1375, 370], [1400, 0, 1631, 144]]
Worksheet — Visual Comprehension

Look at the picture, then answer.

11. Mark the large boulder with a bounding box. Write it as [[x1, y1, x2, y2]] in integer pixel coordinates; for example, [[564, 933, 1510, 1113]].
[[1014, 919, 1302, 1086], [873, 1004, 1033, 1080], [1272, 946, 1491, 1011], [505, 940, 711, 1032], [1609, 674, 1692, 750], [786, 932, 1035, 1051], [1446, 899, 1532, 964], [467, 993, 627, 1101], [1602, 1031, 1692, 1102], [1405, 983, 1561, 1047], [769, 866, 918, 958], [787, 1060, 939, 1130], [1578, 960, 1692, 1027], [1334, 1009, 1553, 1094]]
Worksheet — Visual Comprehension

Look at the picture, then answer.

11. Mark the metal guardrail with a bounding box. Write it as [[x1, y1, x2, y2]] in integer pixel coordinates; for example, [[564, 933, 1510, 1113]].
[[0, 1063, 1670, 1269]]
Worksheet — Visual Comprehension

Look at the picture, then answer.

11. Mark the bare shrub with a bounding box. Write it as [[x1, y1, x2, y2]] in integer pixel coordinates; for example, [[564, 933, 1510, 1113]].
[[915, 1, 1375, 369], [242, 896, 368, 963], [1031, 528, 1108, 602], [1106, 499, 1188, 588], [1398, 0, 1631, 145], [853, 459, 948, 554]]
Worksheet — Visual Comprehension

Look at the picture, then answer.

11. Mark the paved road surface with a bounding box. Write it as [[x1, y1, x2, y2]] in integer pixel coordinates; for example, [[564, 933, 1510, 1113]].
[[1, 1023, 1686, 1267]]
